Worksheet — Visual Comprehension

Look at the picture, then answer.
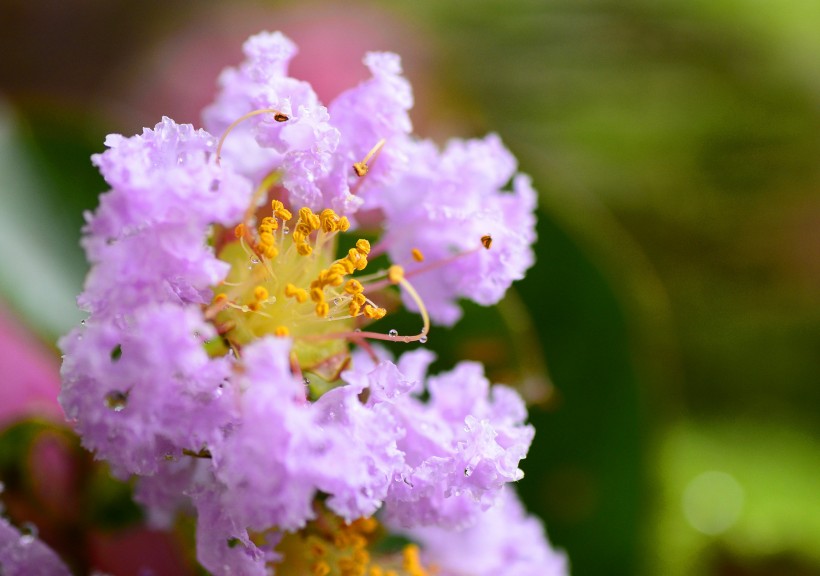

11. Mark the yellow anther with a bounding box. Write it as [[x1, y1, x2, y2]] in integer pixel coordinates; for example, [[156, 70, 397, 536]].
[[352, 293, 367, 307], [297, 243, 313, 256], [349, 302, 361, 316], [338, 216, 351, 232], [355, 239, 371, 255], [388, 265, 404, 285], [347, 248, 361, 262], [355, 256, 368, 271], [259, 223, 274, 235], [253, 286, 269, 301], [411, 248, 424, 262], [403, 544, 428, 576], [308, 538, 328, 558], [274, 326, 289, 337], [353, 161, 368, 177], [329, 263, 348, 277], [326, 273, 344, 287], [261, 216, 277, 228], [233, 223, 246, 238], [275, 207, 292, 221], [262, 244, 278, 259], [363, 305, 386, 320], [312, 561, 331, 576], [284, 283, 308, 303], [298, 207, 321, 231], [316, 301, 329, 318], [481, 234, 492, 250], [213, 293, 228, 304], [353, 517, 378, 534], [273, 112, 289, 122], [259, 232, 275, 246], [310, 287, 325, 303], [271, 200, 284, 212], [345, 279, 364, 294], [339, 259, 356, 274]]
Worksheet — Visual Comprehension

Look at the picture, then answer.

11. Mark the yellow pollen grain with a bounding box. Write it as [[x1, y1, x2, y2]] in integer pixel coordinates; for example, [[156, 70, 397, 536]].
[[353, 162, 368, 177], [355, 239, 371, 255], [310, 287, 325, 303], [253, 286, 269, 301], [411, 248, 424, 262], [363, 305, 386, 320], [213, 293, 228, 304], [345, 279, 363, 294], [481, 234, 493, 250], [274, 326, 289, 337], [312, 561, 331, 576], [387, 265, 404, 284]]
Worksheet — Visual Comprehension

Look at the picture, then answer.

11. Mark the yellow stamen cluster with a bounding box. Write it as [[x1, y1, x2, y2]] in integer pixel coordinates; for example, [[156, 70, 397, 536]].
[[308, 235, 384, 320]]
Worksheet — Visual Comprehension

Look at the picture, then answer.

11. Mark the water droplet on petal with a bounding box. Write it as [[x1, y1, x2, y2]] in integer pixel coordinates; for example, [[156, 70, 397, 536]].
[[80, 320, 86, 326], [354, 328, 362, 333], [464, 467, 473, 477], [282, 226, 290, 235], [19, 522, 38, 545], [104, 391, 128, 412], [303, 377, 311, 386], [388, 329, 398, 338], [250, 257, 260, 265], [164, 453, 176, 461], [333, 298, 341, 306], [419, 335, 428, 344]]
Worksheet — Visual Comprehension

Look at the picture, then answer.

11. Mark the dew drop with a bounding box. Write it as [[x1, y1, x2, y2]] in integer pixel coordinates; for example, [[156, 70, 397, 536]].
[[464, 467, 473, 477], [303, 377, 311, 387], [333, 297, 341, 306], [388, 329, 398, 338], [104, 391, 128, 412], [80, 320, 86, 326], [250, 257, 260, 265], [282, 226, 290, 235], [19, 522, 38, 545], [419, 335, 428, 344], [164, 453, 176, 461]]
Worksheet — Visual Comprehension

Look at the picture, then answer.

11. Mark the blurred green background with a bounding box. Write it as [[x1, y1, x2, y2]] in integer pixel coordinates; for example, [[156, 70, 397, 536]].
[[1, 1, 818, 575]]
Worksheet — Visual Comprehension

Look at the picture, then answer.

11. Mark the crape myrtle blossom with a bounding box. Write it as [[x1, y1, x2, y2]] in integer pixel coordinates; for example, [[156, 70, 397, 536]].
[[59, 30, 563, 575]]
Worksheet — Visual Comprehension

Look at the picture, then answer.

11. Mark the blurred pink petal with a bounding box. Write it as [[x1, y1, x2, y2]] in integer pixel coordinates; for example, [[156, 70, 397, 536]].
[[0, 304, 62, 427]]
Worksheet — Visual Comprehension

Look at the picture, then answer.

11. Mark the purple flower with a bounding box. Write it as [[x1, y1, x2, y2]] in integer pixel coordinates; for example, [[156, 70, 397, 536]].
[[59, 304, 234, 477], [403, 486, 569, 576], [81, 117, 253, 320], [377, 135, 537, 325], [0, 518, 71, 576], [59, 29, 555, 576]]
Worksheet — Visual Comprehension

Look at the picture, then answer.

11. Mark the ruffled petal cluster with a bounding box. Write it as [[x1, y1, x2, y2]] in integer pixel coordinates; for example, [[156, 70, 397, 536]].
[[59, 30, 559, 576], [0, 518, 71, 576], [403, 487, 569, 576]]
